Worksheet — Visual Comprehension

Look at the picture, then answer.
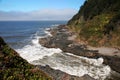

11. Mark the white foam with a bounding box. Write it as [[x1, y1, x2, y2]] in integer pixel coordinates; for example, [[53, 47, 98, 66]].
[[66, 53, 104, 66], [51, 24, 59, 27], [15, 30, 111, 80], [32, 52, 111, 80], [44, 30, 52, 37], [16, 35, 62, 62]]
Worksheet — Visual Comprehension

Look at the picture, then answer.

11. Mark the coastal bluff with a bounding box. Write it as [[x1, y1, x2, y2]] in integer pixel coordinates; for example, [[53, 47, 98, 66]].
[[0, 37, 52, 80], [68, 0, 120, 47]]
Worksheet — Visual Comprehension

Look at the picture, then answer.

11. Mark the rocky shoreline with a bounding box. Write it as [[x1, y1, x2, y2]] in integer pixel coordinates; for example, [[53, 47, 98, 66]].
[[39, 25, 120, 80], [38, 65, 95, 80]]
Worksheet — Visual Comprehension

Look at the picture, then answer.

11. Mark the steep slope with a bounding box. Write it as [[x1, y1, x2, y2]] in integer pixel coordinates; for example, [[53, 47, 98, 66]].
[[0, 37, 52, 80], [68, 0, 120, 47]]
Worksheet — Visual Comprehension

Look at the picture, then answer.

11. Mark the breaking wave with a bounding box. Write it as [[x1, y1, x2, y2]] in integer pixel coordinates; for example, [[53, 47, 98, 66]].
[[16, 29, 111, 80]]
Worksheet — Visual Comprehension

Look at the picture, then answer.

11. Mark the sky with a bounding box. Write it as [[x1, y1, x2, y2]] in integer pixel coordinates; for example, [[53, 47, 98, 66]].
[[0, 0, 85, 21]]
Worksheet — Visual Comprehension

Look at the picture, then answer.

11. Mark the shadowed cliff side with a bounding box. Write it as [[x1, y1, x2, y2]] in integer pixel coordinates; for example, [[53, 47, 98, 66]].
[[67, 0, 120, 47], [0, 37, 52, 80]]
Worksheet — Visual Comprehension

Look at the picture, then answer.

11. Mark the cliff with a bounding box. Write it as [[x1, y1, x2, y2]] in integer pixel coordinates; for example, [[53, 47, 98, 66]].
[[67, 0, 120, 47], [0, 37, 52, 80]]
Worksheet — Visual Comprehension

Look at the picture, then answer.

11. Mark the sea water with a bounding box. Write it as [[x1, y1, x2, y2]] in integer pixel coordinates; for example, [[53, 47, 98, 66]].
[[0, 21, 111, 80]]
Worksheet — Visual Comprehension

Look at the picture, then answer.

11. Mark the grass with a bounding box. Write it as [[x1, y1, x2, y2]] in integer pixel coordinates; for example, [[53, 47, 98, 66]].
[[0, 37, 52, 80], [68, 13, 120, 47]]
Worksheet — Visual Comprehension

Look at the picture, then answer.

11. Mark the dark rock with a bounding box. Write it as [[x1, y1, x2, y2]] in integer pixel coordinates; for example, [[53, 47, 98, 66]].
[[39, 25, 120, 79], [0, 37, 6, 50], [38, 65, 95, 80], [103, 56, 120, 73]]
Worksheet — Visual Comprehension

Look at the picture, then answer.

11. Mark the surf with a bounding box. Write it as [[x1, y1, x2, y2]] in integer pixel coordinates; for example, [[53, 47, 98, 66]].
[[15, 29, 111, 80]]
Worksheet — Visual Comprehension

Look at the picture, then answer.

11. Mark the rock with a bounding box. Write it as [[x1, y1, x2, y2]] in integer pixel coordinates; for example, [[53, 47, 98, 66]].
[[39, 65, 95, 80], [103, 56, 120, 73], [39, 25, 120, 79]]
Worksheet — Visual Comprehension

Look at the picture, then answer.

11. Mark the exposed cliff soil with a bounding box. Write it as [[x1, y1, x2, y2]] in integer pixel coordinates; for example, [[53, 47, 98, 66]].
[[67, 0, 120, 47]]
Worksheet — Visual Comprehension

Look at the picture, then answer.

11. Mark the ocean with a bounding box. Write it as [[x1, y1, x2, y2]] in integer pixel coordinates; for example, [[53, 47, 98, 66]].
[[0, 21, 66, 49], [0, 21, 111, 80]]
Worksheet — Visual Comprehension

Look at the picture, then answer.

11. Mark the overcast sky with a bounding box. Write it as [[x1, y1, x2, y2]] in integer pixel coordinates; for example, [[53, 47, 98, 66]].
[[0, 0, 85, 21]]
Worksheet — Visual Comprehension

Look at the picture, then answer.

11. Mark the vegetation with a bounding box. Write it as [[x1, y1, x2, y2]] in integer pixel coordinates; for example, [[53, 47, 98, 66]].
[[67, 0, 120, 47], [0, 37, 52, 80]]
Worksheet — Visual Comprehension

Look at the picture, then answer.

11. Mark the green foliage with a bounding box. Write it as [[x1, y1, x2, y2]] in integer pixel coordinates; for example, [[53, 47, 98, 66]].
[[0, 37, 52, 80], [68, 0, 120, 47], [68, 0, 120, 25], [81, 13, 113, 38]]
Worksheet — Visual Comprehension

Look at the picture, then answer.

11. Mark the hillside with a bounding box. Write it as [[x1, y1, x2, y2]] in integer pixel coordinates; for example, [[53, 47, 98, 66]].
[[67, 0, 120, 47], [0, 37, 52, 80]]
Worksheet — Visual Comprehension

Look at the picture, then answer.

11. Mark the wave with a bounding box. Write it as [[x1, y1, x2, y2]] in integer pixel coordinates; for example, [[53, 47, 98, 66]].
[[44, 28, 52, 37], [15, 29, 111, 80], [51, 24, 59, 27], [16, 30, 61, 61]]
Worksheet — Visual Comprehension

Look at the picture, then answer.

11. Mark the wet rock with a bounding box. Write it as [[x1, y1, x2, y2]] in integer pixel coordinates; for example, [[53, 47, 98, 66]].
[[103, 56, 120, 73], [39, 25, 120, 79], [38, 65, 95, 80]]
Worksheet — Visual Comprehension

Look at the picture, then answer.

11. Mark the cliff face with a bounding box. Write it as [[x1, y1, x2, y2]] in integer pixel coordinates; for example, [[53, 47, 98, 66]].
[[68, 0, 120, 47], [0, 37, 52, 80]]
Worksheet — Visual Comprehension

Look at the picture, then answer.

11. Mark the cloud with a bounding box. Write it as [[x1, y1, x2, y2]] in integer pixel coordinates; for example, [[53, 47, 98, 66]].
[[0, 9, 77, 21]]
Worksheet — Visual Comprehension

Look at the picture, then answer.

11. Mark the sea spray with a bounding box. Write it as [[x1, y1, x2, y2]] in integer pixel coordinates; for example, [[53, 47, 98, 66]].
[[16, 29, 111, 80], [16, 34, 62, 62]]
